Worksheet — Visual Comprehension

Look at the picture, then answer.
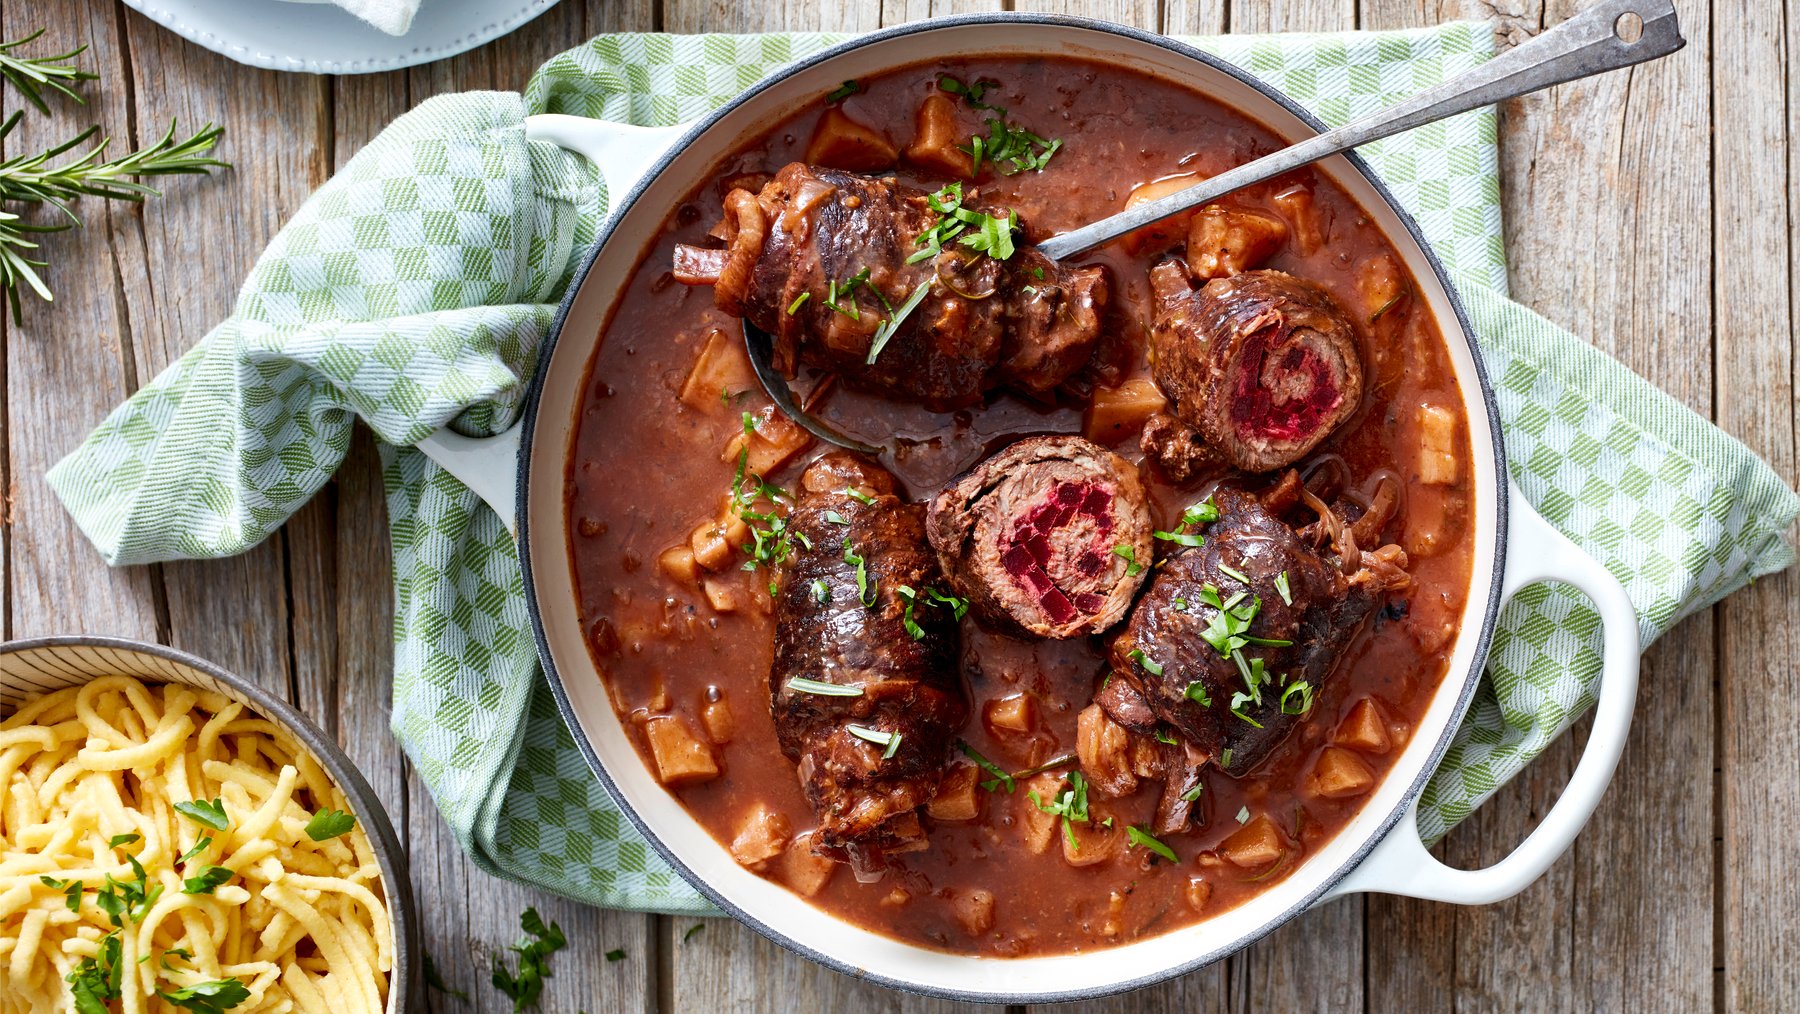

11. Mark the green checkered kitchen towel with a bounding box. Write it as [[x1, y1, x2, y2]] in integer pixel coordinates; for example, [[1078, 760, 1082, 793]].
[[44, 23, 1800, 913]]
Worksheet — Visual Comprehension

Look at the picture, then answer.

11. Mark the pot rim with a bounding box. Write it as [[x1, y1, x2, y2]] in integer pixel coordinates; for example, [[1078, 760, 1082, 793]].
[[514, 12, 1508, 1002]]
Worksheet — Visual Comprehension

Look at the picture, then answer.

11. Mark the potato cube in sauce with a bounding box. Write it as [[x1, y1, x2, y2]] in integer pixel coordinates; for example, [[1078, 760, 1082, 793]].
[[645, 716, 719, 786]]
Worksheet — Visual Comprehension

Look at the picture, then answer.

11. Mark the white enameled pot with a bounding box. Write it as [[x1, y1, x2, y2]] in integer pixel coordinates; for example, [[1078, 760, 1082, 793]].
[[416, 15, 1640, 1002]]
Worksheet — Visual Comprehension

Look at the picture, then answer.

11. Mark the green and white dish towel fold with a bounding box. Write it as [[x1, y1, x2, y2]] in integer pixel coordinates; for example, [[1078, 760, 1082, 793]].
[[44, 23, 1799, 914]]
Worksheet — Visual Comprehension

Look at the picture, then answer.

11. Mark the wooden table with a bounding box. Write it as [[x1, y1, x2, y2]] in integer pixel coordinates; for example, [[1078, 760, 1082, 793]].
[[7, 0, 1794, 1009]]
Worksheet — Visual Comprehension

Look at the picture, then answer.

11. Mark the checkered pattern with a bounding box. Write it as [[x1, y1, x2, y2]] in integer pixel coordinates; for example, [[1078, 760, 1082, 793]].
[[45, 23, 1798, 911]]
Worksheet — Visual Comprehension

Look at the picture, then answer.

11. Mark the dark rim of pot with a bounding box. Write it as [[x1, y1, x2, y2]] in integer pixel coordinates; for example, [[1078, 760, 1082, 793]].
[[514, 12, 1508, 1004]]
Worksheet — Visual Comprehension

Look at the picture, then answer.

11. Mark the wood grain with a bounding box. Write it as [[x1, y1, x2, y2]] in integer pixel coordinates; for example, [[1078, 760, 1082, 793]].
[[1714, 0, 1798, 1010], [3, 0, 1790, 1010], [1474, 3, 1716, 1010]]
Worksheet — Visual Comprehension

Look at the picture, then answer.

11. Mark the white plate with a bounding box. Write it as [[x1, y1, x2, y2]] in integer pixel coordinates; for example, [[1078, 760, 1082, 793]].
[[122, 0, 564, 75]]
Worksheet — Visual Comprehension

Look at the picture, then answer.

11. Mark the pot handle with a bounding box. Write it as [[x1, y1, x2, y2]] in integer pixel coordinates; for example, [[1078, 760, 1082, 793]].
[[1321, 480, 1640, 905], [414, 114, 692, 529]]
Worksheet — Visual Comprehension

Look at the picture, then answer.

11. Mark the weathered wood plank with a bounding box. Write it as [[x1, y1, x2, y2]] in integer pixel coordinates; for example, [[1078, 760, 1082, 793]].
[[1, 5, 163, 642], [1715, 0, 1798, 1010], [663, 0, 881, 36], [1439, 1, 1715, 1011], [112, 4, 325, 703]]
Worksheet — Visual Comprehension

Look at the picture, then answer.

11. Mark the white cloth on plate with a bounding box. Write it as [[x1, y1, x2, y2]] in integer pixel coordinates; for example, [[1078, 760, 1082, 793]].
[[329, 0, 421, 36]]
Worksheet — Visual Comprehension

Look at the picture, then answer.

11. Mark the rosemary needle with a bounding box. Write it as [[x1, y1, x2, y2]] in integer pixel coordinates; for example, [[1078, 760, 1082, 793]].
[[0, 29, 98, 114]]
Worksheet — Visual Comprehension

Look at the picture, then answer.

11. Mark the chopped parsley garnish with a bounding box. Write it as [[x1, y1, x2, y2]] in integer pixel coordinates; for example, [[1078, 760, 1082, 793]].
[[809, 578, 831, 604], [824, 268, 874, 321], [908, 181, 1020, 264], [841, 485, 876, 505], [1274, 570, 1293, 605], [1127, 648, 1163, 676], [1228, 691, 1264, 728], [157, 978, 250, 1013], [1112, 543, 1144, 576], [1237, 805, 1251, 825], [957, 740, 1016, 793], [1183, 680, 1213, 707], [1027, 771, 1091, 851], [896, 584, 927, 640], [1196, 586, 1293, 656], [823, 509, 850, 526], [605, 949, 626, 962], [962, 116, 1062, 176], [180, 865, 234, 895], [847, 724, 902, 759], [1221, 747, 1235, 769], [1180, 783, 1204, 802], [785, 676, 861, 697], [1182, 498, 1220, 526], [1126, 825, 1178, 863], [957, 206, 1019, 259], [786, 291, 811, 315], [67, 933, 123, 1012], [41, 875, 82, 912], [924, 586, 971, 620], [107, 832, 139, 848], [841, 538, 877, 607], [1279, 680, 1315, 715], [304, 807, 357, 842], [725, 428, 802, 586], [867, 281, 931, 365], [1217, 562, 1252, 585], [96, 835, 162, 928], [938, 74, 1003, 112], [1154, 497, 1216, 550], [825, 79, 860, 103], [492, 907, 566, 1012]]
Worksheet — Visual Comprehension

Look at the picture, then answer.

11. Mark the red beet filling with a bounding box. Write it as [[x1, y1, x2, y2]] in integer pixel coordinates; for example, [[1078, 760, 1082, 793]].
[[998, 480, 1117, 624], [1228, 329, 1342, 444]]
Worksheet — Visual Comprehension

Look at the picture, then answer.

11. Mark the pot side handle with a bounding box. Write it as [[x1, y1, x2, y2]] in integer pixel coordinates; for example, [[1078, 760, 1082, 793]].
[[1321, 480, 1640, 905], [415, 114, 692, 530]]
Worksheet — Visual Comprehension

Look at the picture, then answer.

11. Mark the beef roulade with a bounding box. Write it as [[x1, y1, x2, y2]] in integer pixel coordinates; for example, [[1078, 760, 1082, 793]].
[[1101, 480, 1409, 777], [1143, 265, 1364, 476], [771, 452, 968, 877], [926, 435, 1154, 640], [673, 163, 1108, 409]]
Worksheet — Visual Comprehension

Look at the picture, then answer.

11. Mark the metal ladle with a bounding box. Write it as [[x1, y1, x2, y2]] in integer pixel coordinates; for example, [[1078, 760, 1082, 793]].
[[747, 0, 1684, 454]]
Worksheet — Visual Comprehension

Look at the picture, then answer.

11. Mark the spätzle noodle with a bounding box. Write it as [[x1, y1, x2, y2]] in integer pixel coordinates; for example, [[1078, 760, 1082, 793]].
[[0, 675, 391, 1013]]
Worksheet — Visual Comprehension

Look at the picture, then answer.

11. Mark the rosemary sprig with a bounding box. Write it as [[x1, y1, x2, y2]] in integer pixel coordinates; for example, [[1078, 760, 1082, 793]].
[[0, 31, 229, 323], [0, 29, 97, 114], [0, 209, 62, 324], [0, 113, 229, 213]]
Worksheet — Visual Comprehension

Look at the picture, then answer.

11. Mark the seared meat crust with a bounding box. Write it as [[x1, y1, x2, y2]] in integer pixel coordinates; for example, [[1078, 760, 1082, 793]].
[[1103, 482, 1408, 775], [676, 163, 1108, 408], [771, 453, 968, 873]]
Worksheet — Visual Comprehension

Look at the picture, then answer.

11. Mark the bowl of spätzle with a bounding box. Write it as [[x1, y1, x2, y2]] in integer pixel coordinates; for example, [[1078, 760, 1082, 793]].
[[0, 636, 416, 1012]]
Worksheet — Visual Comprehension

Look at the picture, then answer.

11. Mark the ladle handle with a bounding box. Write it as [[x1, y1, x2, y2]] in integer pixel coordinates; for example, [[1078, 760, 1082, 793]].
[[1036, 0, 1685, 261]]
